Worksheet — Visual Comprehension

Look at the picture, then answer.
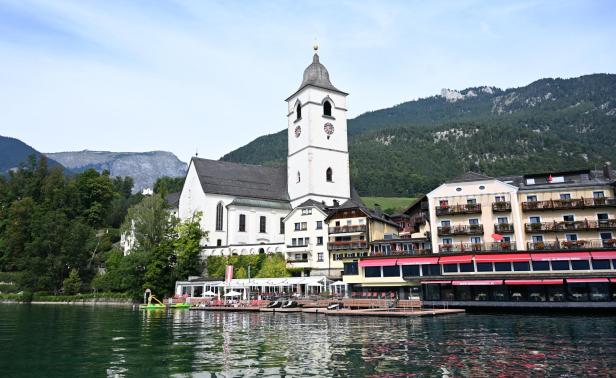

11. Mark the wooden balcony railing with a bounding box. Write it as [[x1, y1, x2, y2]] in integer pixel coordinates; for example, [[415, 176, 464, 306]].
[[494, 223, 515, 233], [327, 241, 368, 251], [527, 239, 616, 251], [437, 224, 484, 236], [438, 242, 517, 253], [435, 203, 482, 216], [328, 225, 367, 234], [492, 201, 512, 212], [524, 219, 616, 233], [522, 197, 616, 211], [368, 249, 432, 257]]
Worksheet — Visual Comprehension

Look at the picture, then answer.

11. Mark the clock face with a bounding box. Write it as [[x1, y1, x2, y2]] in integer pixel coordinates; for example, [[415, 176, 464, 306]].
[[324, 123, 334, 135], [294, 125, 301, 138]]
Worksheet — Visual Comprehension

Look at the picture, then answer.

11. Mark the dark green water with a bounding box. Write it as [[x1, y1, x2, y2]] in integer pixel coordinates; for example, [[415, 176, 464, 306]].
[[1, 305, 616, 377]]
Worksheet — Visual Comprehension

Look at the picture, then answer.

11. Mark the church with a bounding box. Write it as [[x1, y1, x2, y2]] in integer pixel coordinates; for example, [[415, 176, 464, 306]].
[[178, 47, 362, 277]]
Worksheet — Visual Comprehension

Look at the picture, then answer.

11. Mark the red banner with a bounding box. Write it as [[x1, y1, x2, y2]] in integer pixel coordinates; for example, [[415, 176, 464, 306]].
[[225, 265, 233, 282]]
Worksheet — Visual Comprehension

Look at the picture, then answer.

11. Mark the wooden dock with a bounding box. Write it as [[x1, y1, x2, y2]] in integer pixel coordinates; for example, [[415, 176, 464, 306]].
[[259, 307, 303, 313], [323, 308, 465, 317], [190, 306, 261, 312]]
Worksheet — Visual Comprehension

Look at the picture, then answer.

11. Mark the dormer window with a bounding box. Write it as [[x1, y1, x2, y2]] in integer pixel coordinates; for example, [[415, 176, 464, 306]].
[[296, 102, 302, 120], [323, 100, 332, 116]]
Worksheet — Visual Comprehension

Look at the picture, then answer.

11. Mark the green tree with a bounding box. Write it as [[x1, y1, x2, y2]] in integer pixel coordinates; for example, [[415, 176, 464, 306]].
[[174, 212, 207, 281], [154, 176, 185, 198], [255, 254, 290, 278], [63, 269, 82, 294]]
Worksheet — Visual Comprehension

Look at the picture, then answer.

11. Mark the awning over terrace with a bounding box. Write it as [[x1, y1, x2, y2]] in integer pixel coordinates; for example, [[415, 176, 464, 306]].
[[590, 251, 616, 260], [397, 257, 439, 265], [358, 259, 397, 267], [451, 280, 503, 286], [475, 254, 531, 263], [439, 255, 473, 264], [567, 278, 610, 283], [504, 279, 563, 285], [530, 252, 591, 261]]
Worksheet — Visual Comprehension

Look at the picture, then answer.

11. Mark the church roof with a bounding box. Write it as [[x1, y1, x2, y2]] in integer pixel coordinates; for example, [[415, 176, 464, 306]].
[[228, 198, 291, 210], [191, 158, 289, 202], [165, 192, 181, 208]]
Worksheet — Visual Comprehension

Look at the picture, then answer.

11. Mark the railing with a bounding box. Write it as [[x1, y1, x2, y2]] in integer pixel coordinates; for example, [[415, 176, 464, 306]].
[[437, 224, 484, 236], [494, 223, 515, 233], [368, 249, 432, 257], [328, 225, 367, 234], [522, 197, 616, 211], [435, 203, 482, 216], [524, 219, 616, 233], [287, 258, 309, 263], [492, 201, 512, 212], [327, 241, 368, 250], [527, 239, 616, 251], [439, 242, 517, 253], [286, 244, 309, 248]]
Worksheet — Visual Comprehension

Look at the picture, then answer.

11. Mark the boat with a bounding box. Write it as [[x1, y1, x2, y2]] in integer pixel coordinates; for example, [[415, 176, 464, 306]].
[[139, 294, 191, 310]]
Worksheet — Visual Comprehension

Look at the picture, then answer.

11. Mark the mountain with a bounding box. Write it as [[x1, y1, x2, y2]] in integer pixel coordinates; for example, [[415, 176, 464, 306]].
[[46, 150, 187, 193], [0, 135, 63, 173], [221, 74, 616, 196]]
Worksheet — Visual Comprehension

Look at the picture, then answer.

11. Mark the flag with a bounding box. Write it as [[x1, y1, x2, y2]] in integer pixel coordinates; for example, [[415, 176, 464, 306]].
[[225, 265, 234, 283], [491, 233, 504, 241]]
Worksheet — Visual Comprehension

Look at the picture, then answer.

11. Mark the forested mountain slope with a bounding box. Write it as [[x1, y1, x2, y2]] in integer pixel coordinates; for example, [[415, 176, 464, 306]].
[[221, 74, 616, 196], [0, 135, 63, 173]]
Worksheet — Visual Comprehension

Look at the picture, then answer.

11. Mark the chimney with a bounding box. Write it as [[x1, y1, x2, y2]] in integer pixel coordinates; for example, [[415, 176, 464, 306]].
[[333, 199, 339, 207], [374, 203, 382, 217], [604, 162, 613, 180]]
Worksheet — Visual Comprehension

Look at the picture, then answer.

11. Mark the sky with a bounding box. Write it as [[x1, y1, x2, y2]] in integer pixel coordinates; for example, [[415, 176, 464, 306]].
[[0, 1, 614, 162]]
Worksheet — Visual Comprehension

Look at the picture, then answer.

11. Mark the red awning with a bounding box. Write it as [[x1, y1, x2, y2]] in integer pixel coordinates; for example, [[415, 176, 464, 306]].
[[505, 279, 563, 285], [590, 251, 616, 260], [475, 254, 531, 263], [530, 252, 591, 261], [567, 278, 610, 283], [397, 257, 439, 265], [611, 278, 616, 283], [439, 255, 473, 264], [358, 259, 397, 267], [422, 280, 451, 284], [452, 280, 503, 286]]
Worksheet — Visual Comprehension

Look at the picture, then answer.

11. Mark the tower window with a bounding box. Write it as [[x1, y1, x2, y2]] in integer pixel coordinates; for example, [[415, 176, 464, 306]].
[[323, 100, 332, 116], [296, 102, 302, 120], [326, 167, 333, 182], [297, 171, 301, 183], [215, 202, 224, 231]]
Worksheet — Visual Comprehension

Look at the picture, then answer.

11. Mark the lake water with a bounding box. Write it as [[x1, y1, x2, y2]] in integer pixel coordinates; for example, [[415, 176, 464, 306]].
[[1, 304, 615, 377]]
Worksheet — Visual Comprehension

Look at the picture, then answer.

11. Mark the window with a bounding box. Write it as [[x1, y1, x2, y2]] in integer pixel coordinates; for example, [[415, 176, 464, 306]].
[[494, 262, 511, 272], [442, 238, 453, 245], [441, 220, 451, 226], [296, 102, 302, 119], [532, 235, 544, 243], [364, 266, 381, 278], [422, 264, 441, 276], [495, 195, 505, 202], [600, 232, 613, 241], [316, 221, 323, 230], [593, 191, 605, 198], [301, 208, 312, 215], [323, 100, 332, 116], [326, 168, 333, 182], [563, 215, 575, 222], [527, 195, 537, 202], [459, 263, 474, 272], [316, 236, 323, 245], [476, 263, 493, 272], [592, 260, 611, 270], [292, 238, 297, 246], [467, 198, 477, 204], [317, 252, 324, 262], [551, 176, 564, 183], [402, 265, 420, 277], [215, 202, 224, 231], [301, 222, 307, 231], [344, 262, 359, 275], [526, 178, 536, 185], [259, 216, 266, 233], [529, 216, 541, 224], [598, 213, 609, 221], [297, 171, 301, 183], [470, 236, 481, 244], [469, 218, 479, 225], [294, 223, 301, 231], [497, 217, 508, 224], [280, 218, 285, 234], [239, 214, 246, 232], [439, 199, 449, 207], [565, 234, 577, 241], [532, 261, 550, 271], [383, 265, 400, 277], [560, 193, 571, 200], [347, 220, 352, 226], [304, 237, 310, 245], [513, 262, 530, 271], [216, 239, 222, 246], [571, 260, 590, 270], [443, 264, 458, 273], [551, 260, 570, 270]]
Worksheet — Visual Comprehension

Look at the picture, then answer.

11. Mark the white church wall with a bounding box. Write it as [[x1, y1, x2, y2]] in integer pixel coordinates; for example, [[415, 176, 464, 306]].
[[226, 205, 289, 246]]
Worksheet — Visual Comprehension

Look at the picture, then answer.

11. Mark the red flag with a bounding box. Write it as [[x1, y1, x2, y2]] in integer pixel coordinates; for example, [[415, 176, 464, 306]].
[[547, 174, 553, 183], [225, 265, 233, 282], [491, 233, 504, 241]]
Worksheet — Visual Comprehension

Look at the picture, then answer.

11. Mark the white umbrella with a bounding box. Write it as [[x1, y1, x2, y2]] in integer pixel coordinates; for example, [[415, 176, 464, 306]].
[[224, 290, 242, 297], [203, 291, 216, 297]]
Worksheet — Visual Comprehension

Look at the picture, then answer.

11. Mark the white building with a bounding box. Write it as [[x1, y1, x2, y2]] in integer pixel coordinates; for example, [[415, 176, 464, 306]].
[[177, 47, 362, 276]]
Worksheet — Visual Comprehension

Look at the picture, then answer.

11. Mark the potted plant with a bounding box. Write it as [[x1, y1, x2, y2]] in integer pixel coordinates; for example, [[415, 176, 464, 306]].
[[604, 239, 616, 247], [535, 241, 545, 250], [500, 241, 511, 250]]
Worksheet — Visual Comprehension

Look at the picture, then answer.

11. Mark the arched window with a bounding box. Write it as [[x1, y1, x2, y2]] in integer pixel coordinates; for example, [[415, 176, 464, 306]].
[[215, 202, 223, 231], [326, 167, 333, 182], [297, 171, 301, 183], [323, 100, 332, 116], [296, 102, 302, 120]]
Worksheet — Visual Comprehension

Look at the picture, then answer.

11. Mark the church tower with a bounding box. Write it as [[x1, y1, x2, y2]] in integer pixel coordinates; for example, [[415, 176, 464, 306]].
[[286, 46, 351, 208]]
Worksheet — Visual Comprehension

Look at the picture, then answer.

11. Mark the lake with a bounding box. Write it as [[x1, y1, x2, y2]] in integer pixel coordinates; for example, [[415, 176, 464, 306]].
[[1, 304, 615, 376]]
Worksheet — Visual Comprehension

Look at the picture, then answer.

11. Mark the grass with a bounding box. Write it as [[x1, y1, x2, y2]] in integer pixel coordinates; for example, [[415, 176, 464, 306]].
[[361, 197, 416, 213]]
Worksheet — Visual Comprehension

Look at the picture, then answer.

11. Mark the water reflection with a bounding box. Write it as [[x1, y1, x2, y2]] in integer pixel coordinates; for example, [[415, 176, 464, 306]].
[[1, 305, 616, 376]]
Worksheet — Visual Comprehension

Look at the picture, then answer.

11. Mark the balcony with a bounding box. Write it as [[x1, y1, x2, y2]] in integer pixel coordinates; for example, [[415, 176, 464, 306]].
[[438, 242, 517, 253], [368, 248, 432, 257], [287, 244, 309, 249], [437, 224, 484, 236], [435, 203, 482, 216], [492, 201, 511, 212], [527, 239, 616, 251], [494, 223, 515, 233], [287, 258, 309, 263], [524, 219, 616, 233], [521, 197, 616, 211], [327, 241, 368, 251], [328, 225, 367, 234]]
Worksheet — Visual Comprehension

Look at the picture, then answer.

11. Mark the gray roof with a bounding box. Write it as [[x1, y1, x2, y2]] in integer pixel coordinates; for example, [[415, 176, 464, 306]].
[[287, 53, 348, 100], [447, 171, 493, 183], [296, 198, 328, 211], [165, 192, 181, 208], [228, 198, 291, 210], [498, 169, 615, 191], [192, 158, 289, 202], [329, 199, 400, 228]]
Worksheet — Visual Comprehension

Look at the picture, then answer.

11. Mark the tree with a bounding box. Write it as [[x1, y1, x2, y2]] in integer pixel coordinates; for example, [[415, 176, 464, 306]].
[[255, 254, 290, 278], [63, 269, 82, 295], [174, 212, 207, 281], [154, 176, 185, 198]]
